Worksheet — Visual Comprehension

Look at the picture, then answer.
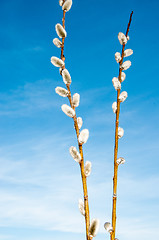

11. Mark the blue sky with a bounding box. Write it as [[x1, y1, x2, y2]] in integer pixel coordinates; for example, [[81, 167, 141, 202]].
[[0, 0, 159, 240]]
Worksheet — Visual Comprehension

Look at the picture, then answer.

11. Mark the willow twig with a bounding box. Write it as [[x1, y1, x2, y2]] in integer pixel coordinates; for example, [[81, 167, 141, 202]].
[[59, 3, 90, 240], [110, 11, 133, 240]]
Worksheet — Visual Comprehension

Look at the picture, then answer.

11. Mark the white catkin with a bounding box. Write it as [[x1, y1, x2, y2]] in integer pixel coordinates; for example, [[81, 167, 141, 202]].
[[115, 52, 121, 63], [118, 32, 127, 45], [84, 161, 92, 177], [53, 38, 62, 48], [51, 56, 64, 68], [89, 219, 100, 237], [77, 117, 83, 130], [127, 35, 130, 40], [78, 198, 85, 216], [119, 91, 128, 102], [118, 127, 124, 139], [62, 69, 71, 85], [62, 0, 72, 12], [61, 104, 75, 118], [59, 0, 64, 6], [112, 102, 117, 114], [124, 49, 133, 57], [78, 129, 89, 144], [117, 157, 125, 165], [112, 77, 121, 90], [55, 23, 67, 38], [69, 146, 81, 163], [120, 60, 131, 70], [72, 93, 80, 107], [55, 87, 68, 97], [120, 72, 126, 82], [104, 222, 113, 233]]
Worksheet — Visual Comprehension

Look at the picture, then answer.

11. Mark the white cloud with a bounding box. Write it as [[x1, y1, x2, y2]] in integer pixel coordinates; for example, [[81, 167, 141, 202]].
[[0, 236, 11, 240], [0, 136, 158, 238], [0, 79, 158, 240], [0, 79, 60, 116]]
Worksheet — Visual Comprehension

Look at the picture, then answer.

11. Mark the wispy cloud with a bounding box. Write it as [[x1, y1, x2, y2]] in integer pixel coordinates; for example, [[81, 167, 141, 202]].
[[0, 80, 60, 116], [0, 129, 158, 237], [0, 78, 158, 240]]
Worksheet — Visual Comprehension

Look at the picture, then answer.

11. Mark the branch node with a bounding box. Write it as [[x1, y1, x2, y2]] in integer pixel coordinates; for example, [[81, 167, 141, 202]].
[[84, 195, 88, 201]]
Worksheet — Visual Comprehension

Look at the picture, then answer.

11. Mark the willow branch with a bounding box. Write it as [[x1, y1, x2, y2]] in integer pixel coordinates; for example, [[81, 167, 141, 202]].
[[110, 11, 133, 240], [60, 6, 90, 240]]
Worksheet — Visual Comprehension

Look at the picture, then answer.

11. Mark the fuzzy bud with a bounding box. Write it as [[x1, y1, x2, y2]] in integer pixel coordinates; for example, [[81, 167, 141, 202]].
[[118, 32, 127, 45], [120, 72, 126, 82], [120, 60, 131, 70], [104, 222, 113, 233], [62, 0, 72, 12], [55, 87, 68, 97], [69, 146, 81, 163], [115, 52, 121, 63], [59, 0, 64, 6], [77, 117, 83, 130], [118, 127, 124, 139], [116, 157, 125, 165], [112, 77, 121, 90], [78, 198, 85, 216], [112, 102, 117, 114], [55, 23, 67, 38], [51, 57, 64, 68], [84, 161, 92, 177], [72, 93, 80, 107], [89, 219, 100, 237], [62, 69, 71, 85], [119, 91, 128, 102], [53, 38, 62, 48], [78, 129, 89, 144], [124, 49, 133, 57], [61, 104, 75, 118], [127, 35, 130, 40]]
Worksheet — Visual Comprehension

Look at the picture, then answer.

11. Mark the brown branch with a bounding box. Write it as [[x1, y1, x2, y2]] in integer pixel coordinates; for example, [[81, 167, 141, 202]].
[[59, 6, 90, 240], [110, 11, 133, 240], [60, 7, 66, 61]]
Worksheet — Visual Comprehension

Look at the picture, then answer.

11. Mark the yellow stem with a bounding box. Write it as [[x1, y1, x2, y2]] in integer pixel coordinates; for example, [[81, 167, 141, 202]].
[[59, 6, 90, 240], [67, 85, 90, 240], [110, 11, 133, 240]]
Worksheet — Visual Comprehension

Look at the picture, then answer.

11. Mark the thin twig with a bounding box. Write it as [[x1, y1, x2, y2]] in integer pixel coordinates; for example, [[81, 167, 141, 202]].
[[60, 5, 90, 240], [110, 11, 133, 240]]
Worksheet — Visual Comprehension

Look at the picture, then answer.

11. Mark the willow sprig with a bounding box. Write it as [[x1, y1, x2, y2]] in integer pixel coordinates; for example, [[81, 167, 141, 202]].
[[51, 1, 99, 240], [104, 11, 133, 240]]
